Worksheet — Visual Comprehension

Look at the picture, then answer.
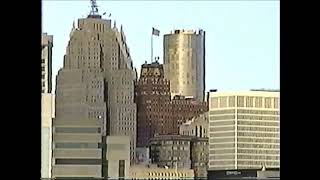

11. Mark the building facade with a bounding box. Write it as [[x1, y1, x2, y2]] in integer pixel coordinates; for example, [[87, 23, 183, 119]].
[[163, 29, 205, 102], [180, 112, 209, 138], [170, 96, 208, 135], [149, 135, 192, 169], [135, 147, 150, 165], [52, 9, 136, 178], [135, 61, 171, 147], [129, 165, 194, 179], [190, 137, 209, 178], [41, 93, 55, 179], [135, 62, 208, 147], [41, 33, 53, 93], [208, 90, 280, 171], [149, 135, 208, 178], [106, 136, 130, 179], [179, 112, 209, 178]]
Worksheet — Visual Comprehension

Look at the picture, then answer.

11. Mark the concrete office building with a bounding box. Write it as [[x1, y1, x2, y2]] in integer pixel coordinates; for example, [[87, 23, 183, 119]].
[[208, 90, 280, 171], [180, 112, 209, 138], [163, 29, 205, 101], [41, 93, 55, 179], [41, 33, 53, 93], [52, 5, 136, 178]]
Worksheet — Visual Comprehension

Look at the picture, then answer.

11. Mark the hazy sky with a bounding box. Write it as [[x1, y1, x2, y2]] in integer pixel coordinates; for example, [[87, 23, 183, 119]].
[[42, 0, 279, 92]]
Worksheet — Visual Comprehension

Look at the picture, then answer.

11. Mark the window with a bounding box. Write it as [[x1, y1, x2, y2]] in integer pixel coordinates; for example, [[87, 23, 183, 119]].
[[41, 59, 45, 63], [246, 96, 254, 107], [55, 143, 101, 149], [119, 160, 125, 178], [219, 97, 227, 108], [274, 97, 279, 109], [55, 127, 101, 133], [211, 97, 218, 108], [237, 96, 244, 107], [41, 74, 45, 79], [265, 97, 272, 108], [55, 159, 101, 165], [228, 96, 235, 107], [255, 97, 263, 108]]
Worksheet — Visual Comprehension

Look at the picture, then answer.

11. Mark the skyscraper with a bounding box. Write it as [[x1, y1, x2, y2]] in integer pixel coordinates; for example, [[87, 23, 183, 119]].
[[41, 33, 53, 93], [52, 5, 136, 178], [208, 90, 280, 172], [135, 61, 208, 147], [41, 33, 54, 179], [135, 61, 171, 147], [163, 29, 205, 102]]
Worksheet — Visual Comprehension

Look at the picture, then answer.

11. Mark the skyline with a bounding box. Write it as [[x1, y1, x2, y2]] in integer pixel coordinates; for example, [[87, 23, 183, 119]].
[[42, 0, 280, 92]]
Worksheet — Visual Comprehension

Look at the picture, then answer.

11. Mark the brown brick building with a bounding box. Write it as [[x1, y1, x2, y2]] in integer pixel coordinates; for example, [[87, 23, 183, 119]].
[[171, 96, 208, 135], [135, 61, 208, 147], [135, 61, 171, 147]]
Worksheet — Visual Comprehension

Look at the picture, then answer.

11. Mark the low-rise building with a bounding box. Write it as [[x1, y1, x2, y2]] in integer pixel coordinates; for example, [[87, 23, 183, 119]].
[[106, 136, 130, 179], [180, 112, 208, 137], [179, 112, 209, 178], [149, 135, 208, 178], [135, 147, 150, 165], [149, 135, 192, 169], [129, 165, 194, 179], [190, 137, 208, 178]]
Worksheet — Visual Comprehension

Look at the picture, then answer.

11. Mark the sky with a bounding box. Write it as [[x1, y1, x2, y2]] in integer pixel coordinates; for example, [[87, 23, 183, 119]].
[[42, 0, 280, 92]]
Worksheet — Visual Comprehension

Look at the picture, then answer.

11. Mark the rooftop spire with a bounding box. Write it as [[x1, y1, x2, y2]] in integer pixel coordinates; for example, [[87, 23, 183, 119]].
[[88, 0, 102, 18], [90, 0, 99, 15]]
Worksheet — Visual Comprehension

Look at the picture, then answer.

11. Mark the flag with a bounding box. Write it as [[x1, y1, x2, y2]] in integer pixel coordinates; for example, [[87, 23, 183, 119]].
[[152, 27, 160, 36]]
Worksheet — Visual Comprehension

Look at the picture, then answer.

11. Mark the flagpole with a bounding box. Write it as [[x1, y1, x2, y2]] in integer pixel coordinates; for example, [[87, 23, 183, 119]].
[[151, 30, 153, 63]]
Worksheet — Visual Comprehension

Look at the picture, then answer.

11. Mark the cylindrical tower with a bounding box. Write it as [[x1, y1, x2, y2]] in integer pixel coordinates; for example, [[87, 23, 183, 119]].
[[163, 29, 205, 102]]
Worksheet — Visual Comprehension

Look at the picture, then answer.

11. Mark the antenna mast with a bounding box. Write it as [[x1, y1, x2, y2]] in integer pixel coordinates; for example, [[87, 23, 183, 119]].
[[89, 0, 99, 16]]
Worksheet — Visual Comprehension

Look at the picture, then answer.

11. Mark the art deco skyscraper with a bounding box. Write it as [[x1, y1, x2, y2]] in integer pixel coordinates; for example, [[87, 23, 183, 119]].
[[52, 7, 136, 178], [163, 29, 205, 102], [135, 61, 171, 147]]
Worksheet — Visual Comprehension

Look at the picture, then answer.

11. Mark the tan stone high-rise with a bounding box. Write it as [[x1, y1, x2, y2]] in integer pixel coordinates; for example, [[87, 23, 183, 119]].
[[41, 33, 54, 179], [163, 29, 205, 102], [53, 11, 136, 178], [41, 33, 53, 93]]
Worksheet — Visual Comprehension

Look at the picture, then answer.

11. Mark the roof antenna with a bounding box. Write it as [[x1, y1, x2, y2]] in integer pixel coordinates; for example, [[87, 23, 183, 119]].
[[89, 0, 99, 16]]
